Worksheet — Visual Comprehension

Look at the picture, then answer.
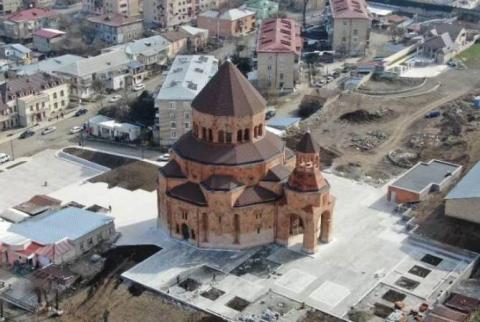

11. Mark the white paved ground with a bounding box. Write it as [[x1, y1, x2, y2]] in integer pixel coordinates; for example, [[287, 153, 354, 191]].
[[0, 150, 101, 213], [401, 65, 449, 78]]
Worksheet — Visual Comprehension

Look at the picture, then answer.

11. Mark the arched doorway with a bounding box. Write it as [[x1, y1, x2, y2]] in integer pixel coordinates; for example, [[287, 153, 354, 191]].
[[288, 214, 304, 248], [319, 211, 331, 243], [181, 223, 190, 240]]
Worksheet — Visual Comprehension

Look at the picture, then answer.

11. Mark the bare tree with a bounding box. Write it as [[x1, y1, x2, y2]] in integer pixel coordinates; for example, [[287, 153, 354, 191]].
[[302, 0, 310, 29]]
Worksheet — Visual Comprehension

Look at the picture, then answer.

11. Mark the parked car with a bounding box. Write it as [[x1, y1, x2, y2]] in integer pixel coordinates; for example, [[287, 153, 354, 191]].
[[41, 126, 56, 135], [70, 126, 83, 134], [108, 95, 122, 103], [133, 83, 145, 92], [157, 153, 170, 162], [0, 153, 10, 164], [425, 111, 441, 119], [74, 108, 88, 117], [19, 129, 35, 139], [265, 106, 276, 120]]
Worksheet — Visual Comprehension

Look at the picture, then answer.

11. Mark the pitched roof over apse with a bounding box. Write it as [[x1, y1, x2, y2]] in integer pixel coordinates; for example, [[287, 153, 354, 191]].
[[446, 161, 480, 200], [192, 61, 266, 117], [168, 182, 207, 206], [160, 159, 186, 178], [257, 18, 302, 55], [234, 185, 279, 207], [262, 164, 291, 182], [328, 0, 370, 19], [201, 175, 243, 191], [296, 132, 321, 154]]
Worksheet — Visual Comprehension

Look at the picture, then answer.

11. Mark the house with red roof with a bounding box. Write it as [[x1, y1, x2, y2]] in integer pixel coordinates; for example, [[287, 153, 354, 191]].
[[256, 18, 302, 94], [33, 28, 65, 53], [3, 8, 59, 41], [326, 0, 371, 56]]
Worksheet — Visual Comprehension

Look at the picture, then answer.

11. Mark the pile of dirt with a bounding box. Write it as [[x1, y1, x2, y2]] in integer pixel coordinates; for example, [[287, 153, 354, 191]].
[[89, 160, 160, 192], [64, 147, 135, 169], [339, 109, 392, 123]]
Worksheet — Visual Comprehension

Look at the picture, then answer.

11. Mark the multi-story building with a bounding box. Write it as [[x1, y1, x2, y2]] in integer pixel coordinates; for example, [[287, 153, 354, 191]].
[[244, 0, 278, 21], [55, 50, 143, 99], [0, 0, 22, 15], [0, 73, 70, 129], [143, 0, 223, 28], [155, 55, 218, 146], [1, 43, 32, 65], [326, 0, 371, 57], [158, 62, 335, 253], [197, 8, 256, 38], [32, 28, 65, 53], [82, 0, 140, 17], [87, 14, 144, 45], [3, 8, 59, 41], [256, 18, 302, 94]]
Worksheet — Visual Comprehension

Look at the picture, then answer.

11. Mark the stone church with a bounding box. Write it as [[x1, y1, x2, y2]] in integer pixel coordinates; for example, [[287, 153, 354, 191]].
[[157, 62, 335, 253]]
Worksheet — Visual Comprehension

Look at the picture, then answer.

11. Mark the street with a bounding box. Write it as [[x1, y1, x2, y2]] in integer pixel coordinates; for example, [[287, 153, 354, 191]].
[[0, 73, 165, 161]]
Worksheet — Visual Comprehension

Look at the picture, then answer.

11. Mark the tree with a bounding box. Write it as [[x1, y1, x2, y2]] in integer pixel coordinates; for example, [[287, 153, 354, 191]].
[[298, 98, 321, 118], [302, 0, 310, 29], [128, 91, 155, 127], [231, 54, 252, 76]]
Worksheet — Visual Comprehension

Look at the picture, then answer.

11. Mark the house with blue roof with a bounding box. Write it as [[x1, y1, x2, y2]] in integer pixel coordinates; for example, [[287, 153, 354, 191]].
[[445, 161, 480, 224]]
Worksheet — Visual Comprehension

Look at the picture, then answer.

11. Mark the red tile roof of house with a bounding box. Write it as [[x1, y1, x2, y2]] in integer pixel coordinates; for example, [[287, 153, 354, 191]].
[[87, 14, 142, 27], [33, 28, 65, 39], [257, 18, 302, 55], [7, 8, 57, 22], [15, 242, 45, 257], [328, 0, 370, 19]]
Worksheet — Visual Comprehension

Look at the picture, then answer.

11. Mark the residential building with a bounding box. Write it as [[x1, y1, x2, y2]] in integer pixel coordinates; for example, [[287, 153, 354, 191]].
[[180, 25, 209, 52], [387, 160, 462, 204], [87, 14, 144, 45], [102, 35, 171, 69], [445, 161, 480, 224], [293, 0, 324, 10], [0, 0, 22, 15], [155, 55, 218, 146], [161, 30, 189, 56], [158, 62, 335, 253], [244, 0, 278, 21], [1, 43, 32, 65], [256, 18, 302, 94], [326, 0, 371, 56], [32, 28, 65, 53], [143, 0, 221, 28], [55, 50, 143, 99], [197, 8, 256, 38], [13, 54, 82, 77], [82, 0, 140, 17], [5, 73, 70, 127], [419, 22, 468, 64], [2, 207, 116, 266], [3, 8, 59, 41]]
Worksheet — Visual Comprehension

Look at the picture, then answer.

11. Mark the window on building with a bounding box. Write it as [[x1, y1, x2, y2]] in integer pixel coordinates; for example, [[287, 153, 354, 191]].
[[267, 65, 272, 71], [182, 211, 188, 220], [54, 102, 58, 109], [208, 128, 213, 142], [169, 112, 175, 120], [184, 122, 190, 129], [53, 93, 57, 99], [171, 130, 176, 138], [353, 29, 358, 35], [60, 90, 64, 96], [226, 132, 232, 143], [61, 100, 65, 106], [169, 102, 175, 109], [218, 130, 225, 143], [342, 37, 346, 42], [171, 121, 176, 128], [279, 73, 284, 80], [202, 127, 206, 139], [176, 224, 180, 234], [184, 111, 190, 120]]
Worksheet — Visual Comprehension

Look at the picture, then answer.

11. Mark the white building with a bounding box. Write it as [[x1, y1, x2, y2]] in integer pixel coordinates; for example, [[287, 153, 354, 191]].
[[87, 115, 141, 142], [155, 55, 218, 146]]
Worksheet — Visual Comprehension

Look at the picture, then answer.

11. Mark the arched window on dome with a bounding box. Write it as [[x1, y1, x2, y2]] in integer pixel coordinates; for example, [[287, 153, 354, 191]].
[[208, 129, 213, 142], [244, 129, 250, 141], [258, 124, 263, 136], [226, 132, 232, 143], [218, 130, 225, 143], [237, 130, 243, 143], [202, 127, 207, 140], [193, 123, 198, 137], [253, 126, 258, 138]]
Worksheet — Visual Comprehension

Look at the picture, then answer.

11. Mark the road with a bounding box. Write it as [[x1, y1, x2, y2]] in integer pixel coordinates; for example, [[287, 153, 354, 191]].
[[0, 74, 165, 160]]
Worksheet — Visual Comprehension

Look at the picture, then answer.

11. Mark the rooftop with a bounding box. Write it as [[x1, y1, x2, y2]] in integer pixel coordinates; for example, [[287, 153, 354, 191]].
[[5, 73, 64, 99], [87, 14, 143, 27], [390, 160, 461, 193], [13, 195, 61, 216], [328, 0, 370, 19], [33, 28, 65, 39], [257, 18, 302, 55], [105, 35, 170, 56], [7, 207, 114, 244], [7, 8, 57, 22], [192, 62, 266, 117], [56, 51, 131, 77], [157, 55, 218, 101], [15, 54, 83, 76], [199, 8, 255, 21], [446, 161, 480, 199]]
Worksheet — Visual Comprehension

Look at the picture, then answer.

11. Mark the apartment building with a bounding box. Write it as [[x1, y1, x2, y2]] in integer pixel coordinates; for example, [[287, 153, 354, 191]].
[[1, 43, 32, 65], [0, 73, 70, 130], [143, 0, 224, 28], [327, 0, 371, 57], [82, 0, 140, 17], [33, 28, 65, 53], [0, 0, 22, 15], [197, 8, 256, 38], [87, 14, 144, 45], [256, 18, 302, 94], [155, 55, 218, 146], [3, 8, 59, 41]]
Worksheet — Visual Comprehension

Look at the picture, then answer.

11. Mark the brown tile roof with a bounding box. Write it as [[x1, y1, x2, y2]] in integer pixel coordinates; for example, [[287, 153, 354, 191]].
[[6, 73, 64, 101], [328, 0, 370, 19], [202, 175, 243, 191], [445, 293, 480, 314], [262, 164, 291, 182], [169, 182, 207, 206], [296, 132, 320, 154], [257, 18, 302, 55], [234, 185, 279, 207], [173, 132, 285, 166], [160, 159, 186, 178], [14, 195, 62, 216], [191, 61, 266, 117]]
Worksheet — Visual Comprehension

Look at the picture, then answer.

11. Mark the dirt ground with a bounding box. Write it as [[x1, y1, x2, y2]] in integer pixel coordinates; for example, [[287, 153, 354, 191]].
[[63, 148, 135, 169], [290, 67, 480, 184]]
